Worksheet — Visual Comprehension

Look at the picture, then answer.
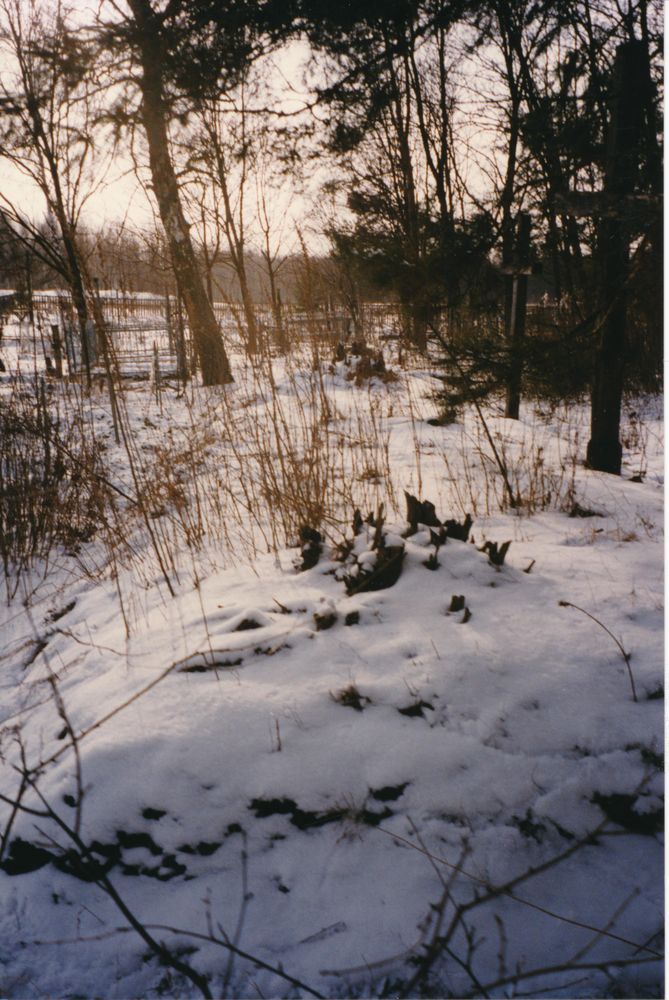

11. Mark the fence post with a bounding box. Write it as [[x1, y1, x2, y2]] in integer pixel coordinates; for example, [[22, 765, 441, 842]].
[[153, 341, 163, 413], [164, 291, 175, 354], [50, 324, 64, 378]]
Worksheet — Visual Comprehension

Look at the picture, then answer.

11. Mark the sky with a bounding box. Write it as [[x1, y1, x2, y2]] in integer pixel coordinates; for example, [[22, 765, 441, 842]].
[[0, 2, 496, 262], [0, 5, 316, 240]]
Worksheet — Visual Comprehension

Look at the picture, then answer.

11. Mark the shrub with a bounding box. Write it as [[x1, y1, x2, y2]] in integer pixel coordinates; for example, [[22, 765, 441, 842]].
[[0, 383, 106, 597]]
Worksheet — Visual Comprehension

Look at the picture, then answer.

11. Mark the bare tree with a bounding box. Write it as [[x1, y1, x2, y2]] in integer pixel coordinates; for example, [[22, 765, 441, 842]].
[[101, 0, 299, 379], [0, 0, 107, 384], [106, 0, 234, 385], [185, 82, 261, 355], [255, 154, 292, 350]]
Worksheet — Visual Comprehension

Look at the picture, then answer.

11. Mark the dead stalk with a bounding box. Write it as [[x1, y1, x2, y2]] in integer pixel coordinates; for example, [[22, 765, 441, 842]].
[[559, 600, 638, 702]]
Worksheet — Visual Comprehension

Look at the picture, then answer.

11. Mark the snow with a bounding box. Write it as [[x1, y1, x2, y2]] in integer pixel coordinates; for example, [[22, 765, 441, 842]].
[[0, 322, 663, 998]]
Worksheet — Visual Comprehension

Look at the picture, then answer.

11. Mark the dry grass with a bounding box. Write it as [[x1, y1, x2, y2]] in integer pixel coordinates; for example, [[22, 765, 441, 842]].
[[0, 310, 659, 622]]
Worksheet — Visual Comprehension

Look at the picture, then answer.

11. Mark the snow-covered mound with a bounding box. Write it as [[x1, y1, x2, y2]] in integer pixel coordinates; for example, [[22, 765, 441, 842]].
[[0, 485, 663, 997]]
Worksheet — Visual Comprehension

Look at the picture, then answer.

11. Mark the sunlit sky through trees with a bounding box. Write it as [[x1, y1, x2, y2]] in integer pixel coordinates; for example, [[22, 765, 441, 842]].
[[0, 4, 500, 253]]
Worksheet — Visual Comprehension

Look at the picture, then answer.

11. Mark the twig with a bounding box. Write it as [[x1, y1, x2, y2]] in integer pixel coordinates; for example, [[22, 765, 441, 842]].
[[222, 834, 251, 993], [46, 672, 84, 837], [475, 954, 661, 996], [399, 822, 477, 993], [375, 824, 660, 957], [568, 888, 640, 964], [3, 778, 324, 1000], [140, 923, 324, 998], [38, 656, 182, 770], [0, 764, 29, 862], [558, 601, 637, 701], [22, 778, 214, 1000], [442, 938, 491, 999], [20, 413, 136, 505]]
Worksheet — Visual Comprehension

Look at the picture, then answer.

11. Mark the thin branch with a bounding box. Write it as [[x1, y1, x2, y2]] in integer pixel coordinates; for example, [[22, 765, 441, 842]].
[[477, 954, 662, 996], [375, 824, 661, 957], [559, 601, 637, 702]]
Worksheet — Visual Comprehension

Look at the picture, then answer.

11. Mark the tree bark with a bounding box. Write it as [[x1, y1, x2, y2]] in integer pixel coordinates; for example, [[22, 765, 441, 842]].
[[587, 215, 626, 473], [127, 0, 232, 386], [383, 34, 425, 352], [587, 42, 646, 473], [504, 213, 530, 420], [60, 227, 92, 383]]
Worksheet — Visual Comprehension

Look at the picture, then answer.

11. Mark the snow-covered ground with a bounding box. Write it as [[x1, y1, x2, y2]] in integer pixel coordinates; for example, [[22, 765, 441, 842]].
[[0, 327, 663, 999]]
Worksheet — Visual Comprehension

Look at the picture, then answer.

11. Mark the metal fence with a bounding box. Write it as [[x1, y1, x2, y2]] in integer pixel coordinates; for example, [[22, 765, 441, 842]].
[[4, 292, 560, 379], [0, 290, 404, 377]]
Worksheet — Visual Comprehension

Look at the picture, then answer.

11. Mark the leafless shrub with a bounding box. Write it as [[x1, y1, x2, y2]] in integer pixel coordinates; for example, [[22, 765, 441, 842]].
[[0, 381, 108, 599]]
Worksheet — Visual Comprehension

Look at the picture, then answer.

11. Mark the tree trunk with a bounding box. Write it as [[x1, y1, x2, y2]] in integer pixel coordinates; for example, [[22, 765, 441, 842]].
[[384, 41, 425, 352], [409, 301, 428, 353], [236, 259, 259, 355], [505, 213, 530, 419], [267, 264, 286, 351], [586, 42, 645, 473], [128, 0, 232, 386], [587, 216, 626, 473], [62, 233, 92, 384]]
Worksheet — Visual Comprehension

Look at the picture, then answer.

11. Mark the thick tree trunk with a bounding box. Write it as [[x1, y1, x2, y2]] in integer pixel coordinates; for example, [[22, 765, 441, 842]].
[[128, 0, 232, 386], [62, 233, 92, 383], [384, 44, 426, 353], [587, 215, 626, 473], [410, 302, 428, 353], [586, 42, 645, 473]]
